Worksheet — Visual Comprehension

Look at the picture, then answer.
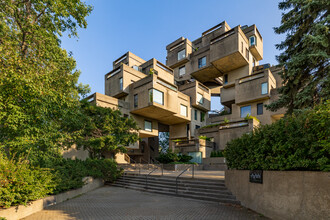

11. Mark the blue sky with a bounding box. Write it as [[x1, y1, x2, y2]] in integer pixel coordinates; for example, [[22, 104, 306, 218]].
[[61, 0, 285, 110]]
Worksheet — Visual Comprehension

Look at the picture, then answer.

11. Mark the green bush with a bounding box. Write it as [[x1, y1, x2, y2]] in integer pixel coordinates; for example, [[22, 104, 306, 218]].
[[199, 136, 211, 141], [156, 149, 178, 164], [178, 154, 193, 163], [0, 154, 121, 208], [224, 102, 330, 171], [210, 151, 224, 157], [0, 155, 55, 208]]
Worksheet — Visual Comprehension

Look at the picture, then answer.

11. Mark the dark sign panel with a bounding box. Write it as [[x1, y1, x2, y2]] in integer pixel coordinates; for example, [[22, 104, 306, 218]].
[[249, 170, 263, 184]]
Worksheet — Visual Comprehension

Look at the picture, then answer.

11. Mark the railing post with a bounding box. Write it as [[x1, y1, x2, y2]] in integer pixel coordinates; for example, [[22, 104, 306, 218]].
[[192, 164, 194, 179], [161, 164, 163, 176]]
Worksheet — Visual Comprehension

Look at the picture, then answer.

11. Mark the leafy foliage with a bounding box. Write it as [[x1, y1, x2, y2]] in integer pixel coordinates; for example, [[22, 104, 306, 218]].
[[267, 0, 330, 114], [210, 151, 224, 157], [225, 102, 330, 171], [0, 152, 121, 208], [0, 0, 93, 162], [76, 102, 139, 159], [159, 132, 169, 153], [0, 153, 55, 208], [199, 136, 211, 141]]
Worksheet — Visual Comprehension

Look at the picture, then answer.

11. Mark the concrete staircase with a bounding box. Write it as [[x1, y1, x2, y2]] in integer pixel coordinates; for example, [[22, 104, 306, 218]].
[[108, 173, 240, 204]]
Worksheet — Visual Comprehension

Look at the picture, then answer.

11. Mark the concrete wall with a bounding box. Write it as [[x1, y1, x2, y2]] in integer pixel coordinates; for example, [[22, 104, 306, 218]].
[[62, 144, 89, 160], [225, 170, 330, 220]]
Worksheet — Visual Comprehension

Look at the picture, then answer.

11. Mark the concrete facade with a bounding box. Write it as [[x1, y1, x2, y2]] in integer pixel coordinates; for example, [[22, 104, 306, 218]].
[[225, 170, 330, 220], [86, 20, 285, 164]]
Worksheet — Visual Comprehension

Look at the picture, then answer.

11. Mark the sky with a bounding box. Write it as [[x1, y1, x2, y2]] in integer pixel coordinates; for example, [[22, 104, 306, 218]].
[[61, 0, 285, 111]]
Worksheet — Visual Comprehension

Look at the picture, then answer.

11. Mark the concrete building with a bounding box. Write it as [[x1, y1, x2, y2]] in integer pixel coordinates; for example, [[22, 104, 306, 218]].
[[87, 21, 285, 164]]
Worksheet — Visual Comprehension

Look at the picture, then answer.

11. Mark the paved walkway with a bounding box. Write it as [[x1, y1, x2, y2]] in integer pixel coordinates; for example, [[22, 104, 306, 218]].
[[23, 186, 267, 220]]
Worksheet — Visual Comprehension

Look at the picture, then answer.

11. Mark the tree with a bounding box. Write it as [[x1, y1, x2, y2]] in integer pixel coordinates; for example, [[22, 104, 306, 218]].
[[158, 132, 169, 153], [77, 102, 139, 159], [267, 0, 330, 114], [0, 0, 92, 163]]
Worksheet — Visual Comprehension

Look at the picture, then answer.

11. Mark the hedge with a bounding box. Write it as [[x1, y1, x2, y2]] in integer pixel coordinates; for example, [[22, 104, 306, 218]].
[[224, 102, 330, 171], [0, 155, 121, 208]]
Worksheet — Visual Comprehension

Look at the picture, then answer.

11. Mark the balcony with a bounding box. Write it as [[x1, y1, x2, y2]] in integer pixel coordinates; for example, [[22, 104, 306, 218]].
[[86, 92, 129, 110], [189, 46, 223, 83], [178, 81, 211, 111], [166, 37, 193, 68], [140, 59, 175, 85], [130, 74, 191, 125], [235, 69, 276, 105], [112, 51, 146, 70], [105, 64, 146, 98], [220, 83, 235, 108], [209, 26, 249, 73], [242, 25, 263, 61]]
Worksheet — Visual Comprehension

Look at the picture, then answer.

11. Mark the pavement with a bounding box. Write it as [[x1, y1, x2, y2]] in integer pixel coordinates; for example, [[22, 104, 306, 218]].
[[22, 186, 267, 220]]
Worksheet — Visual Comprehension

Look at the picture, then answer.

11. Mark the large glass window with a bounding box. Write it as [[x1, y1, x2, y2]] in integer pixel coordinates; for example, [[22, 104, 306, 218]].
[[144, 120, 152, 132], [119, 77, 123, 90], [257, 103, 263, 115], [197, 93, 204, 104], [194, 109, 198, 120], [200, 112, 205, 122], [249, 36, 256, 46], [177, 49, 186, 60], [179, 66, 186, 76], [149, 89, 164, 105], [134, 94, 138, 108], [240, 105, 251, 118], [198, 56, 206, 68], [180, 104, 187, 117], [261, 82, 268, 95]]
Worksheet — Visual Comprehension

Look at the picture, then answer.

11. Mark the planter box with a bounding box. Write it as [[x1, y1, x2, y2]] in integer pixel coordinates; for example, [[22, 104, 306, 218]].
[[0, 177, 104, 220], [225, 170, 330, 220]]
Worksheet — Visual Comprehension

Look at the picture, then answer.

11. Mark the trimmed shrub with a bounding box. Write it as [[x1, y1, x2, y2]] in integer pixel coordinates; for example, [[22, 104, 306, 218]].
[[224, 102, 330, 171]]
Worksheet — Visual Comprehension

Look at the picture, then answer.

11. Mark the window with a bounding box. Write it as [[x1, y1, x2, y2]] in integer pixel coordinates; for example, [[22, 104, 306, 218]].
[[134, 94, 138, 108], [197, 93, 204, 104], [224, 74, 228, 84], [257, 103, 263, 115], [144, 120, 152, 132], [124, 114, 129, 118], [246, 48, 249, 60], [195, 125, 200, 130], [261, 82, 268, 95], [200, 112, 205, 122], [180, 104, 187, 117], [149, 89, 164, 105], [132, 65, 139, 71], [240, 105, 251, 118], [194, 110, 198, 120], [179, 66, 186, 76], [249, 36, 256, 46], [119, 77, 123, 90], [177, 49, 186, 60], [198, 56, 206, 68]]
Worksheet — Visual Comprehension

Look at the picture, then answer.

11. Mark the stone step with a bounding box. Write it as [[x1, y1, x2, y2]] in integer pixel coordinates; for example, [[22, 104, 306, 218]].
[[123, 173, 226, 185], [111, 183, 240, 204], [114, 178, 230, 193]]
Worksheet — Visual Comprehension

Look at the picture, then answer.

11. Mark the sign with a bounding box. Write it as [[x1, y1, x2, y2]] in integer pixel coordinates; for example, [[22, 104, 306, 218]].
[[249, 170, 263, 184]]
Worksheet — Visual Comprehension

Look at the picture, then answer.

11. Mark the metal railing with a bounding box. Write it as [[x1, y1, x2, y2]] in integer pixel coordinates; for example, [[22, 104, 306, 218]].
[[176, 164, 194, 194], [145, 167, 158, 190]]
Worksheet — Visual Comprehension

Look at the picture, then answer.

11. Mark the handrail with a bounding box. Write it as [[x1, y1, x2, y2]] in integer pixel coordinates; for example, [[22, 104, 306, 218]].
[[176, 164, 194, 194], [126, 155, 141, 175], [145, 167, 158, 190]]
